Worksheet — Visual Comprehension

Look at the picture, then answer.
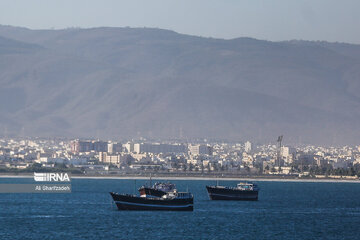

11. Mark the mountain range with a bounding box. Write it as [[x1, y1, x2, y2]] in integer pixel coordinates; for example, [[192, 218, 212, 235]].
[[0, 25, 359, 145]]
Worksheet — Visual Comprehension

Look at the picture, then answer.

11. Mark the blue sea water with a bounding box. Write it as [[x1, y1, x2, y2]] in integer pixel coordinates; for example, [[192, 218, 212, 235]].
[[0, 178, 360, 240]]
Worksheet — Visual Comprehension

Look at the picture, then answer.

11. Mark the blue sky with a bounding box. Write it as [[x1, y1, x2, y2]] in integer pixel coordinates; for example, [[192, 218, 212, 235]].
[[1, 0, 360, 43]]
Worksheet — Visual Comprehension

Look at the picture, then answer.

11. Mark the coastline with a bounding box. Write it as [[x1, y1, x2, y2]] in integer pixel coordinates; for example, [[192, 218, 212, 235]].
[[0, 173, 359, 183]]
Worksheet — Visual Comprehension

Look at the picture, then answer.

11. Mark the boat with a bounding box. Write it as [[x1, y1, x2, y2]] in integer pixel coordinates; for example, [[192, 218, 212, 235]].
[[110, 191, 194, 211], [206, 182, 259, 201], [138, 182, 176, 197]]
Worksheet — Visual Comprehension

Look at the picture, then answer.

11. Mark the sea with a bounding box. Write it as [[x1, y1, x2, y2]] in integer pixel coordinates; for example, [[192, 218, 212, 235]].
[[0, 178, 360, 240]]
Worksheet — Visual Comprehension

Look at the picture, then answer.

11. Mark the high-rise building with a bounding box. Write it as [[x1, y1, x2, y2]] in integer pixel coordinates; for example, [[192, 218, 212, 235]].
[[244, 141, 252, 153], [70, 140, 79, 153], [93, 141, 108, 152], [123, 142, 134, 153], [281, 146, 296, 163], [107, 142, 113, 154]]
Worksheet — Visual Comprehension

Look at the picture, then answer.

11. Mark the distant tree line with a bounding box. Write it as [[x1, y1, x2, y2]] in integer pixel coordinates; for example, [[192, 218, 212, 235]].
[[290, 162, 360, 177]]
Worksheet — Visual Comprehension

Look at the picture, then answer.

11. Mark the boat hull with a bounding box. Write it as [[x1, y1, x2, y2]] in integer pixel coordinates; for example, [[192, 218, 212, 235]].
[[206, 186, 258, 201], [110, 192, 193, 211]]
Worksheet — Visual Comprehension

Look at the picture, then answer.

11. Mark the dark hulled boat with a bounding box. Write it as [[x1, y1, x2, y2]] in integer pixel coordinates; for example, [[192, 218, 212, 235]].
[[138, 182, 176, 197], [206, 182, 259, 201], [110, 192, 193, 211]]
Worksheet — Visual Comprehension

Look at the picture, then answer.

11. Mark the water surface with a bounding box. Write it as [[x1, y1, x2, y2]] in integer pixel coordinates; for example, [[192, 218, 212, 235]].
[[0, 178, 359, 239]]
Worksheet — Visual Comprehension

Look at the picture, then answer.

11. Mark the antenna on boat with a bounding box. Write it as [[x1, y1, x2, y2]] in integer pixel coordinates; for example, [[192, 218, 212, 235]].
[[216, 176, 219, 187], [134, 179, 136, 195], [150, 173, 152, 187]]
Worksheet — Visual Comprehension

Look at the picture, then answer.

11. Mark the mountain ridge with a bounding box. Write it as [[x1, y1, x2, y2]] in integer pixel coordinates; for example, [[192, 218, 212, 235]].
[[0, 25, 359, 145]]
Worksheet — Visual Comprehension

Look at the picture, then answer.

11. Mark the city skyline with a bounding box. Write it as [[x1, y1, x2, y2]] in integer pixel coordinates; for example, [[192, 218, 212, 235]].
[[1, 137, 359, 179]]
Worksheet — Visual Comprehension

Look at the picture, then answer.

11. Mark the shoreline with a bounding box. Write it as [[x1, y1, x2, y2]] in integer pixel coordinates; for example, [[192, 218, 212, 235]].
[[0, 174, 359, 183]]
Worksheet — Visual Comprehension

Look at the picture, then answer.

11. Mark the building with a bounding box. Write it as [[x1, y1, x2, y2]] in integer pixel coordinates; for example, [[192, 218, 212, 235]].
[[112, 143, 122, 153], [71, 140, 108, 153], [93, 141, 108, 152], [242, 152, 253, 167], [133, 143, 186, 154], [71, 140, 92, 153], [107, 142, 113, 154], [188, 144, 212, 155], [244, 141, 252, 153], [124, 142, 134, 153], [98, 152, 121, 165], [281, 146, 296, 163]]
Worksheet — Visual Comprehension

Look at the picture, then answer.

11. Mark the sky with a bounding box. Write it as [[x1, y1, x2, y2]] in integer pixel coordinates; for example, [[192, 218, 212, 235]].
[[0, 0, 360, 44]]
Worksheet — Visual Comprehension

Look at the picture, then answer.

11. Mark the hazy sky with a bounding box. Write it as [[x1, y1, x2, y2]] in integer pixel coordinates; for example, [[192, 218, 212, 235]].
[[1, 0, 360, 43]]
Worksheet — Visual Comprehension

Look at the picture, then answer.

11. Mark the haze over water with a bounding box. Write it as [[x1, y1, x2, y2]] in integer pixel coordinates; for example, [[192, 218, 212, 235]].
[[0, 178, 359, 239]]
